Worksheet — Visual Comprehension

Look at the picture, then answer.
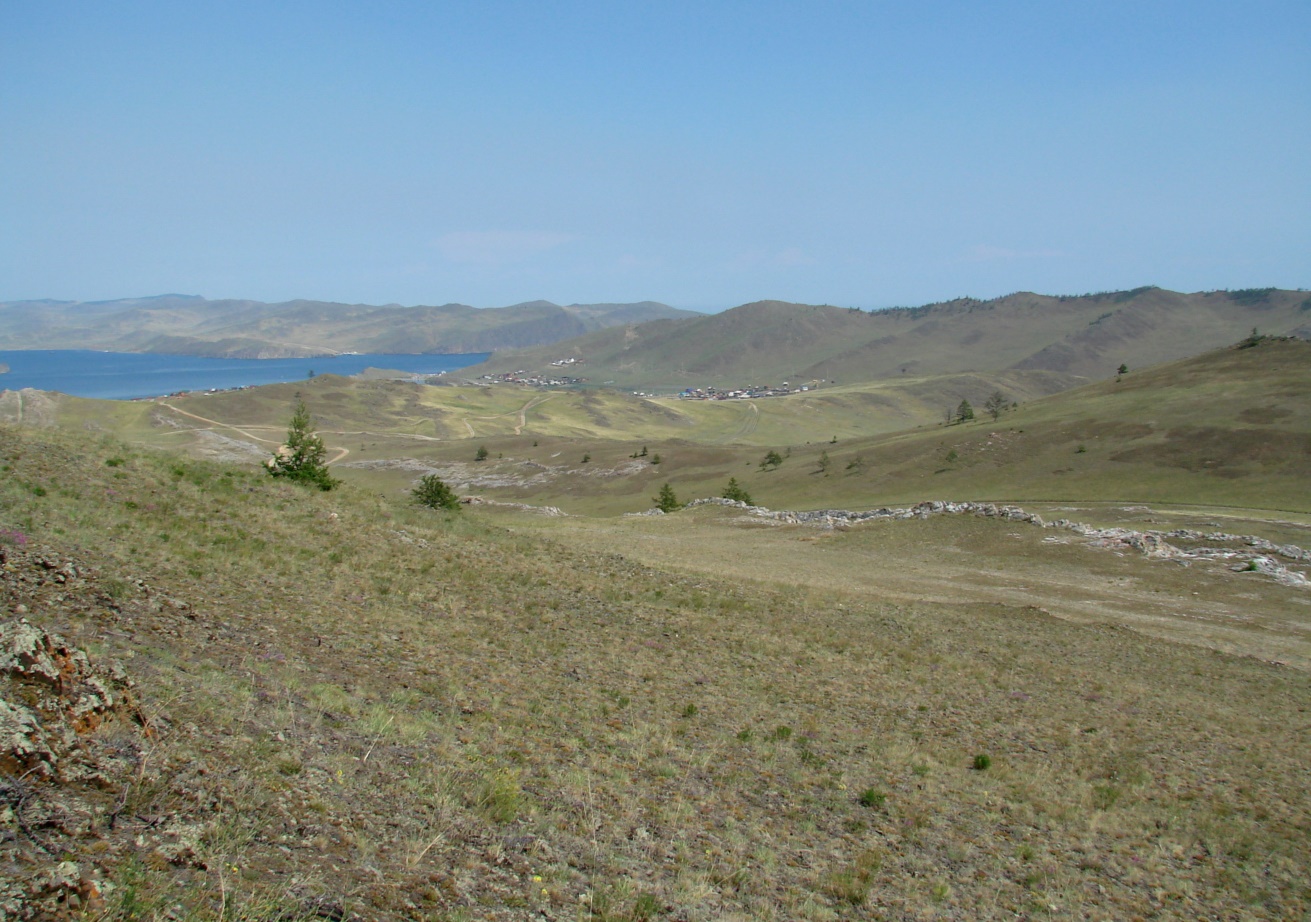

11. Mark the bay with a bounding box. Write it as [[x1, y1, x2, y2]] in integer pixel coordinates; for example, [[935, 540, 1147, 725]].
[[0, 350, 491, 401]]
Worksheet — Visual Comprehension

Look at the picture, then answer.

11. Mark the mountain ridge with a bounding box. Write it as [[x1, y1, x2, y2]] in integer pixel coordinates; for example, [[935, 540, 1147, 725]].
[[462, 287, 1311, 389], [0, 296, 699, 358]]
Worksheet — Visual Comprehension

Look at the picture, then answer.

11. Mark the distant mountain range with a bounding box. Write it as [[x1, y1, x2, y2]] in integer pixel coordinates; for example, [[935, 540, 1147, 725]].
[[0, 295, 699, 358], [463, 287, 1311, 389]]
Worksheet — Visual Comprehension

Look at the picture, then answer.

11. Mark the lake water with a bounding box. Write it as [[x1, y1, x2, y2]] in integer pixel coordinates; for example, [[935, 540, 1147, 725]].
[[0, 350, 491, 401]]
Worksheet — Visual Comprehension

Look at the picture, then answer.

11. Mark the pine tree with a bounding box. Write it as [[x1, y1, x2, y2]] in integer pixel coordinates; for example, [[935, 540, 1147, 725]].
[[412, 474, 461, 511], [955, 399, 974, 424], [721, 477, 753, 505], [266, 397, 338, 490], [653, 483, 680, 513]]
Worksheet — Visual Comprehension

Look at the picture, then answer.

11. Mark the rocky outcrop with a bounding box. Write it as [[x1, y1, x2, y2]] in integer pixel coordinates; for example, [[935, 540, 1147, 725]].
[[0, 541, 164, 920], [684, 498, 1311, 588], [0, 620, 140, 780], [462, 497, 570, 516]]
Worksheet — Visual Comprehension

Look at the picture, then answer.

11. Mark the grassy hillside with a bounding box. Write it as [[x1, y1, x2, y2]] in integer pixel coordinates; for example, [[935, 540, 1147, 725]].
[[11, 363, 1066, 459], [7, 335, 1308, 521], [436, 337, 1311, 516], [464, 287, 1311, 391], [0, 296, 698, 358], [2, 424, 1309, 920]]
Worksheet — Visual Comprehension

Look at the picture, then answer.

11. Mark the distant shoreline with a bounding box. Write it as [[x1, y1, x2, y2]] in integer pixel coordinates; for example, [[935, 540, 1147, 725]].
[[0, 350, 489, 401]]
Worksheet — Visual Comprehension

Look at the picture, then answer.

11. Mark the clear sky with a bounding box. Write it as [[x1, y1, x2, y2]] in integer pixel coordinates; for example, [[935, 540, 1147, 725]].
[[3, 1, 1308, 311]]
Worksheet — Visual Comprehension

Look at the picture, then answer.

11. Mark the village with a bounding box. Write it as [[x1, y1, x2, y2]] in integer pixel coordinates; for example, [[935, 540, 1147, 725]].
[[471, 357, 821, 399], [677, 382, 813, 399], [475, 369, 587, 387]]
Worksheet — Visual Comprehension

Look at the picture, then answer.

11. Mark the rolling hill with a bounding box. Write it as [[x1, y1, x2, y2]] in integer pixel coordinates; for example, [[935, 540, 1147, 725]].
[[0, 294, 699, 358], [15, 332, 1308, 519], [462, 287, 1311, 390], [2, 369, 1309, 919]]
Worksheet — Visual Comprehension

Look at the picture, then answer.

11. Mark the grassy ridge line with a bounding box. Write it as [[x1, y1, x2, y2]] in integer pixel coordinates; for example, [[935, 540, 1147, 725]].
[[32, 365, 1068, 463], [363, 339, 1311, 516], [18, 338, 1311, 519], [1, 425, 1310, 919]]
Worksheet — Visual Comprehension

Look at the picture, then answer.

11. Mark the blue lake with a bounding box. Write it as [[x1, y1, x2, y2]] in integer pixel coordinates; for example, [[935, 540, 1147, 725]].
[[0, 350, 490, 401]]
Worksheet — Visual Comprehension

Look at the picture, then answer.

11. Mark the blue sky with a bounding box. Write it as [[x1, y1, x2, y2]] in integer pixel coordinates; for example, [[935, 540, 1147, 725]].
[[3, 1, 1307, 311]]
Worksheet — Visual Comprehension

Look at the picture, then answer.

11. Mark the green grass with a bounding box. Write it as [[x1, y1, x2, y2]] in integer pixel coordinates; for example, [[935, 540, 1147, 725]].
[[46, 337, 1308, 519]]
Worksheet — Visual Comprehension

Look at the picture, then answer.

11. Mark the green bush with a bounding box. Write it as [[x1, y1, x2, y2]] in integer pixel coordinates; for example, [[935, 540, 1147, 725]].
[[412, 474, 461, 511], [858, 788, 886, 808]]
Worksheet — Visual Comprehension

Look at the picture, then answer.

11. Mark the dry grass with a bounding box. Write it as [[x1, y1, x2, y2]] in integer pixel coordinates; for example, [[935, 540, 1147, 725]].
[[1, 425, 1309, 919], [37, 337, 1307, 520]]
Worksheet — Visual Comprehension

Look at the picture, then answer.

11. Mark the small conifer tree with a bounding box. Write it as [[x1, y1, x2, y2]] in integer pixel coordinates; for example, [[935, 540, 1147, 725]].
[[412, 474, 461, 511], [266, 397, 338, 491], [721, 477, 753, 505], [653, 483, 680, 513]]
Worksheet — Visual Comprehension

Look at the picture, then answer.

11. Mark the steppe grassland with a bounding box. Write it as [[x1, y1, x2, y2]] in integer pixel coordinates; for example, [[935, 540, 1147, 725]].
[[52, 364, 1060, 456], [502, 504, 1311, 668], [56, 339, 1309, 518], [2, 425, 1310, 920]]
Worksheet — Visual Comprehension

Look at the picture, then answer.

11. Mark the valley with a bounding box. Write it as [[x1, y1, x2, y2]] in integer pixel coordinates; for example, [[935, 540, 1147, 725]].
[[1, 303, 1309, 920]]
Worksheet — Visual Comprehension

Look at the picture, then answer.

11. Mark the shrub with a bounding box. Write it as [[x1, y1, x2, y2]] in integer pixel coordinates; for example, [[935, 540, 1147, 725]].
[[474, 445, 489, 461], [858, 788, 886, 808], [411, 474, 461, 511], [972, 754, 992, 771]]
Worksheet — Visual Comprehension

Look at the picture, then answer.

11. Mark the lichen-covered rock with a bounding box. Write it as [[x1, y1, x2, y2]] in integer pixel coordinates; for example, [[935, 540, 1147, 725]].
[[0, 697, 56, 777], [0, 619, 139, 780]]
